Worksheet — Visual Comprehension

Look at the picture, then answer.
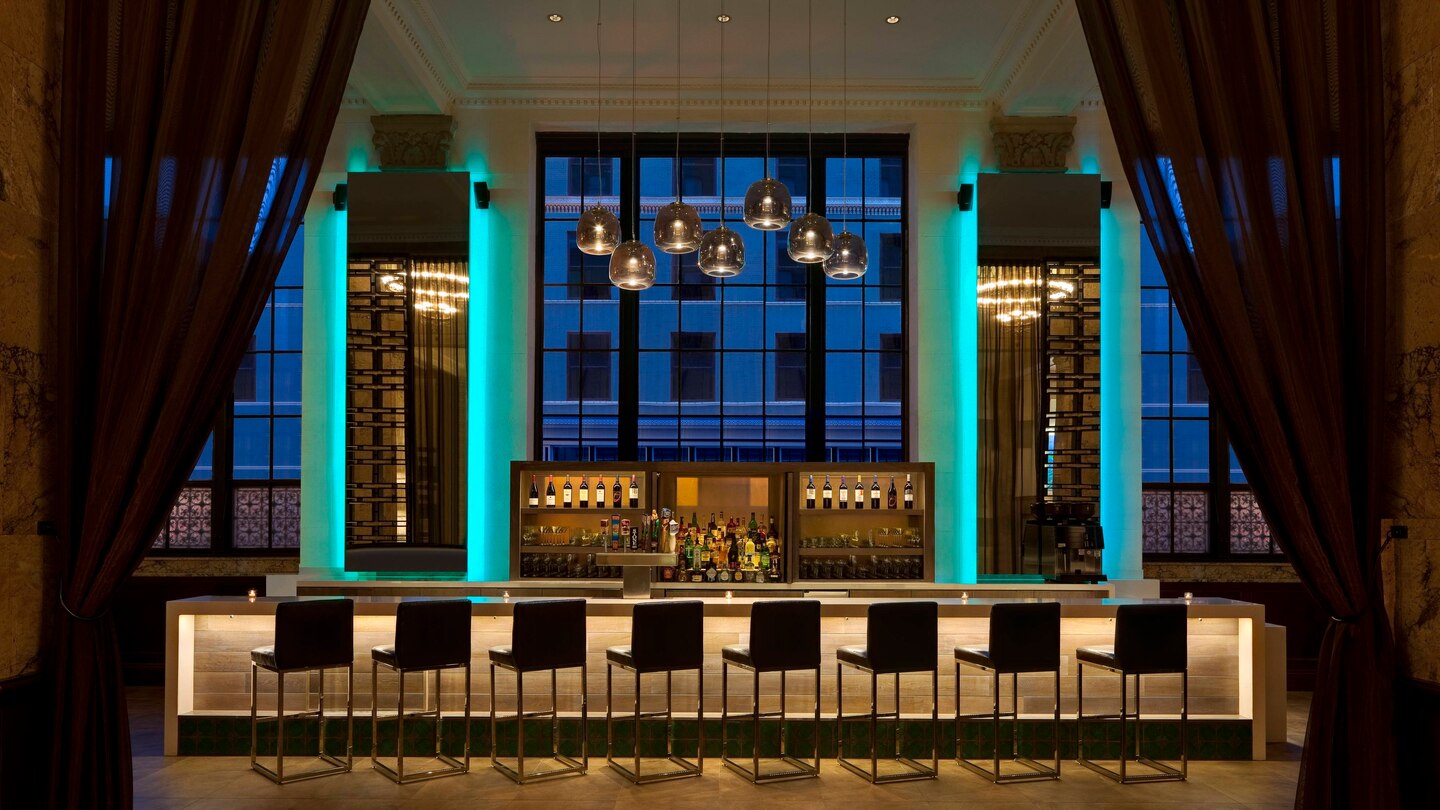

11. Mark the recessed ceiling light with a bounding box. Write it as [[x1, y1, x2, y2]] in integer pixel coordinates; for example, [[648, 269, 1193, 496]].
[[548, 13, 563, 23], [716, 13, 731, 23], [885, 15, 901, 24]]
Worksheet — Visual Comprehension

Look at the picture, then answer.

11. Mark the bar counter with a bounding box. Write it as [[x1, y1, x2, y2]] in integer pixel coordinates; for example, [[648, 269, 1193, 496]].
[[165, 594, 1267, 760]]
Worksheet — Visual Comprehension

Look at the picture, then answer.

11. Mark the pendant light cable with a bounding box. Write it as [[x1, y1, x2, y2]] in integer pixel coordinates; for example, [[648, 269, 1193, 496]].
[[719, 0, 726, 224], [675, 0, 682, 199], [841, 0, 848, 231], [630, 0, 637, 239], [596, 0, 603, 174], [764, 0, 772, 169]]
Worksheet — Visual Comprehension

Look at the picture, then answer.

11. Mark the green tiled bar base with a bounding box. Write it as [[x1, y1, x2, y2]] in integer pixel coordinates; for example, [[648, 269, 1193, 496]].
[[182, 715, 1252, 760]]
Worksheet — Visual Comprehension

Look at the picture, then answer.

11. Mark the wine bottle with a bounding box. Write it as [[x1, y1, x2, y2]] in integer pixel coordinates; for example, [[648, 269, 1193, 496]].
[[838, 476, 849, 510], [822, 476, 833, 509], [528, 475, 539, 508], [628, 475, 639, 508], [595, 476, 606, 508], [805, 475, 816, 509], [854, 473, 864, 509], [578, 476, 589, 508], [545, 476, 556, 507], [904, 473, 915, 508], [613, 477, 622, 507], [870, 476, 881, 509], [887, 476, 897, 509], [562, 475, 573, 507], [749, 512, 758, 535]]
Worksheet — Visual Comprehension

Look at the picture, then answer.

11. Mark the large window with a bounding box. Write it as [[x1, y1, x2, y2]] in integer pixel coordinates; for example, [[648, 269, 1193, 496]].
[[1140, 235, 1278, 556], [153, 226, 305, 552], [537, 134, 908, 463]]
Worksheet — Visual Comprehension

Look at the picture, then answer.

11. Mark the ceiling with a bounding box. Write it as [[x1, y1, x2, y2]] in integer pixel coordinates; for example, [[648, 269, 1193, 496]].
[[347, 0, 1099, 115]]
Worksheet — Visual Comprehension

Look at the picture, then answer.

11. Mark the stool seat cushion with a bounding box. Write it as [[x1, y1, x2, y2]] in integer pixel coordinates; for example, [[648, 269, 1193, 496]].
[[1076, 645, 1118, 668], [488, 645, 518, 669], [372, 645, 400, 668], [606, 645, 635, 669], [721, 644, 753, 667], [837, 645, 872, 669], [839, 643, 932, 674], [251, 646, 280, 671], [954, 645, 995, 669]]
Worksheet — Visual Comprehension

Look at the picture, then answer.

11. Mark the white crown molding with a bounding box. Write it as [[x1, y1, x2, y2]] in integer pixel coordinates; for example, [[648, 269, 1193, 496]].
[[991, 0, 1070, 102], [452, 78, 990, 110]]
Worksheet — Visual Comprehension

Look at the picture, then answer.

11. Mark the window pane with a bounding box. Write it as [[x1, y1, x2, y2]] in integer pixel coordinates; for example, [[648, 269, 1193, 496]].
[[272, 417, 300, 479], [233, 418, 270, 480], [1172, 420, 1209, 483]]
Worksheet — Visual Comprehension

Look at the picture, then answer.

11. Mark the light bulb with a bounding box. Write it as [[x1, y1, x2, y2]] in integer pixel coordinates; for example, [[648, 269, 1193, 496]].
[[822, 230, 868, 279], [698, 224, 746, 277], [743, 177, 792, 230], [609, 240, 656, 290], [787, 212, 835, 263]]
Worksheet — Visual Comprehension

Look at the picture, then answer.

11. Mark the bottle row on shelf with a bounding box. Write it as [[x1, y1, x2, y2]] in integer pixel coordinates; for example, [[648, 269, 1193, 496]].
[[527, 474, 640, 509], [799, 528, 923, 549], [519, 553, 623, 579], [802, 473, 915, 510], [798, 555, 925, 580]]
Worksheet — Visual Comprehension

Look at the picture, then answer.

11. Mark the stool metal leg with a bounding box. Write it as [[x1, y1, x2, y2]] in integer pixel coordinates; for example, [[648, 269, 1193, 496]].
[[372, 662, 469, 784], [721, 664, 817, 784], [1076, 662, 1186, 784], [838, 663, 937, 783], [492, 663, 587, 784], [251, 665, 351, 784], [956, 659, 1059, 783]]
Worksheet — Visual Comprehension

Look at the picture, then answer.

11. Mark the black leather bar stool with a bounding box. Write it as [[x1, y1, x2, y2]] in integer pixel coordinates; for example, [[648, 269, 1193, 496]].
[[1077, 603, 1188, 783], [720, 599, 821, 783], [836, 601, 939, 783], [605, 600, 705, 784], [489, 598, 588, 783], [954, 601, 1061, 783], [371, 599, 472, 783], [249, 598, 354, 784]]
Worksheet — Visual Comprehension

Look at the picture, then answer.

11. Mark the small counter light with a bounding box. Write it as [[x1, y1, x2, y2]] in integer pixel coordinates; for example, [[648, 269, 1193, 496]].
[[548, 13, 563, 22], [885, 15, 901, 24], [725, 590, 733, 601], [716, 13, 731, 22], [246, 589, 257, 602]]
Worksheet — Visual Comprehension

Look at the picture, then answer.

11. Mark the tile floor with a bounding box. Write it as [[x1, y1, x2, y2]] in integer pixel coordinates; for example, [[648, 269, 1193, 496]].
[[130, 687, 1307, 808]]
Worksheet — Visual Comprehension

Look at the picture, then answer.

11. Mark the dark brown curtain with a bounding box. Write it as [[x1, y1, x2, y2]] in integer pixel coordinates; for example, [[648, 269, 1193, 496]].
[[1076, 1, 1394, 807], [55, 1, 367, 806], [408, 258, 469, 546]]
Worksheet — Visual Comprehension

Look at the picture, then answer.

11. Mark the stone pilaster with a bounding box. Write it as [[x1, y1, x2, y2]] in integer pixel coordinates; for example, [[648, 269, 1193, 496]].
[[990, 115, 1076, 172]]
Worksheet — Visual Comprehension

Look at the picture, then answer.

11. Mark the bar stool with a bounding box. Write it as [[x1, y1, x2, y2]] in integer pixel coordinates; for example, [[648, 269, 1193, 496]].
[[836, 601, 939, 783], [954, 601, 1061, 783], [720, 599, 821, 783], [1077, 603, 1188, 783], [371, 599, 472, 783], [249, 598, 354, 784], [489, 598, 588, 783], [605, 600, 704, 784]]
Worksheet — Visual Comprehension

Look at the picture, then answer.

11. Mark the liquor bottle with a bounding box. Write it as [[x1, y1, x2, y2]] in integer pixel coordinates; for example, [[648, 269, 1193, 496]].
[[691, 512, 699, 530], [838, 476, 848, 509], [745, 535, 757, 569], [650, 509, 660, 552], [610, 515, 621, 551], [805, 475, 816, 509], [870, 476, 881, 510], [562, 475, 573, 507], [904, 473, 915, 508], [545, 476, 556, 507], [595, 476, 606, 508], [528, 475, 539, 508], [613, 477, 622, 507], [759, 542, 770, 573], [887, 476, 898, 509], [578, 476, 589, 508], [854, 473, 864, 509], [628, 475, 639, 508], [822, 476, 833, 509], [768, 515, 778, 543], [749, 511, 759, 535]]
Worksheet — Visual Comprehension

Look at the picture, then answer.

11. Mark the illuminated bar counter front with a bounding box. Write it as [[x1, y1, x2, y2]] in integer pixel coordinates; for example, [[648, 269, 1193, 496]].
[[165, 595, 1268, 761]]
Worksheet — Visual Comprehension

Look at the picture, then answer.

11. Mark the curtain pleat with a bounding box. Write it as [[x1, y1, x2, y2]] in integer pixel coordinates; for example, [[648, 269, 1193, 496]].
[[1076, 1, 1395, 807], [54, 2, 369, 806]]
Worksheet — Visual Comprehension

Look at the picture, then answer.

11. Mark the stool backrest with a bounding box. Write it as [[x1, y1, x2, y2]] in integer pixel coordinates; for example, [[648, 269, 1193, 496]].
[[394, 599, 472, 670], [630, 600, 704, 671], [1114, 603, 1188, 674], [274, 598, 354, 671], [511, 598, 587, 671], [866, 601, 938, 673], [750, 600, 821, 671], [987, 601, 1061, 673]]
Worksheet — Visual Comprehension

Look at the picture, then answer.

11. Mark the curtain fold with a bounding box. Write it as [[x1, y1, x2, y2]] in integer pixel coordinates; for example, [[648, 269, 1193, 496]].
[[1075, 1, 1395, 807], [54, 2, 368, 806]]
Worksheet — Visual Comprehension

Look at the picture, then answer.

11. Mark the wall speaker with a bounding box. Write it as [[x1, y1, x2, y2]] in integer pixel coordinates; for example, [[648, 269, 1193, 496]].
[[1100, 180, 1113, 209], [957, 183, 975, 212], [474, 181, 490, 209], [332, 182, 348, 211]]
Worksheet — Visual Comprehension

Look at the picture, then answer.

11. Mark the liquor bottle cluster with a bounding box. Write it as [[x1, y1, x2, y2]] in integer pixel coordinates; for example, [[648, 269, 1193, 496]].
[[622, 510, 785, 584], [798, 555, 924, 580], [803, 473, 913, 509], [527, 474, 639, 510]]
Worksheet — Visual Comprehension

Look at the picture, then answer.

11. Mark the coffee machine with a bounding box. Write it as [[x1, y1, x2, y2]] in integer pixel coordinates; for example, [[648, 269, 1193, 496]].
[[1025, 501, 1106, 583]]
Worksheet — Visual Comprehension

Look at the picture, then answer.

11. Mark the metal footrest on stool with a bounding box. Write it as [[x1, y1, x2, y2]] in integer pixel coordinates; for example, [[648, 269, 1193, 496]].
[[721, 665, 820, 783], [1076, 664, 1188, 784], [489, 662, 589, 783], [606, 667, 703, 783], [250, 663, 355, 784], [836, 663, 939, 783], [371, 663, 471, 784], [954, 662, 1060, 783]]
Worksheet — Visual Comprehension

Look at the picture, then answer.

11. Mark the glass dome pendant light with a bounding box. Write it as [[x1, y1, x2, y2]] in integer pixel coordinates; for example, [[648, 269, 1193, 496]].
[[742, 0, 792, 230], [698, 0, 744, 277], [577, 0, 621, 256], [654, 0, 702, 254], [823, 0, 867, 279], [610, 0, 656, 290], [787, 0, 835, 263]]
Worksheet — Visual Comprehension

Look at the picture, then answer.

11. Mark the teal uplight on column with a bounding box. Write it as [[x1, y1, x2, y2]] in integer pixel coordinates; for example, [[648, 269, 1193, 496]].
[[957, 172, 979, 584], [466, 167, 501, 580], [1099, 202, 1144, 580], [299, 198, 347, 572]]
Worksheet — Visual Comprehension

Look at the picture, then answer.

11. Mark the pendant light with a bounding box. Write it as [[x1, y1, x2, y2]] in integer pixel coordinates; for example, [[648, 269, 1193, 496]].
[[698, 0, 744, 277], [654, 0, 702, 254], [610, 0, 656, 290], [823, 0, 867, 279], [787, 0, 834, 263], [742, 0, 792, 230], [577, 0, 621, 256]]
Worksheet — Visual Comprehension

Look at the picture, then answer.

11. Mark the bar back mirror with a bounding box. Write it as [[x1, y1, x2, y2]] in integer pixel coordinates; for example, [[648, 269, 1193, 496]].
[[346, 172, 471, 572], [976, 173, 1100, 576]]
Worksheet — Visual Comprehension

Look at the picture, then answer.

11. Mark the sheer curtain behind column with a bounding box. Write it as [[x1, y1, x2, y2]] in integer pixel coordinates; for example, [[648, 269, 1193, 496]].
[[408, 258, 469, 547]]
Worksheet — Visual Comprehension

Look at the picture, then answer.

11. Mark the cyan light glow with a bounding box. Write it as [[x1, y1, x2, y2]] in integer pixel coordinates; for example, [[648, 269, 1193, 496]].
[[956, 171, 980, 585], [299, 202, 347, 572], [466, 168, 499, 580], [1100, 201, 1144, 579]]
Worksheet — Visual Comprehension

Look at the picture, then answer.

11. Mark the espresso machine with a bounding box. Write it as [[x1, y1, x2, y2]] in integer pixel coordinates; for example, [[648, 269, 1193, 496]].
[[1024, 501, 1106, 583]]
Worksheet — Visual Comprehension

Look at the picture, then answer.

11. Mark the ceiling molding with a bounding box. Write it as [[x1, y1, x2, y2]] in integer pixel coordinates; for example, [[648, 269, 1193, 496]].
[[992, 0, 1070, 102], [373, 0, 460, 107], [452, 79, 990, 110]]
